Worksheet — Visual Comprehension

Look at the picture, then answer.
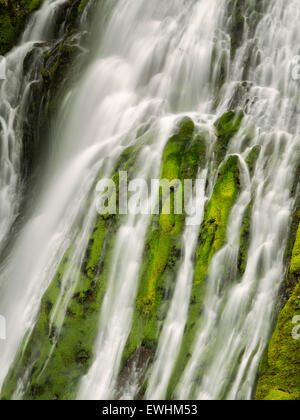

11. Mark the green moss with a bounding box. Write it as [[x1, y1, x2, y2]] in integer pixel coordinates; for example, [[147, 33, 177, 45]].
[[0, 0, 44, 55], [214, 111, 244, 167], [0, 214, 115, 400], [0, 143, 145, 400], [168, 155, 240, 398], [194, 156, 240, 284], [238, 201, 252, 275], [122, 120, 207, 367], [290, 223, 300, 275], [264, 389, 298, 401], [78, 0, 89, 14], [258, 347, 269, 377], [245, 145, 261, 176], [215, 111, 243, 141], [255, 221, 300, 401]]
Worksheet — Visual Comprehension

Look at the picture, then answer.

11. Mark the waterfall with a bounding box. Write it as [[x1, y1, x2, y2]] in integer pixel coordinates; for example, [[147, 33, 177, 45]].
[[174, 0, 300, 400], [145, 169, 208, 400], [0, 0, 299, 400], [0, 0, 68, 253], [0, 0, 77, 387]]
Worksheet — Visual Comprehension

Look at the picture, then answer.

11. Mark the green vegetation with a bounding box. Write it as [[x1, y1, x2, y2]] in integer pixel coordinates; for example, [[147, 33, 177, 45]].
[[78, 0, 89, 14], [0, 142, 144, 400], [0, 120, 208, 399], [256, 219, 300, 401], [122, 120, 207, 367], [168, 154, 240, 397], [246, 145, 261, 176], [194, 156, 240, 285], [214, 110, 244, 167], [120, 112, 242, 398], [238, 202, 252, 275], [0, 0, 44, 55], [290, 217, 300, 275], [1, 0, 296, 401], [0, 214, 118, 400]]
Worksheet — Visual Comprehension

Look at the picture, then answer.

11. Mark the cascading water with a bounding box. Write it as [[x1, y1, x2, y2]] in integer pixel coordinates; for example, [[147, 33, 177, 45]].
[[0, 0, 299, 401], [78, 0, 224, 400], [174, 0, 300, 400], [0, 0, 68, 253], [0, 0, 81, 387], [144, 169, 208, 401]]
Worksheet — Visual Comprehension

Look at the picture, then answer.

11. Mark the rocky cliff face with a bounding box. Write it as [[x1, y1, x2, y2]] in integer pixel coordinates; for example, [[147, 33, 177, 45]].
[[0, 0, 299, 401]]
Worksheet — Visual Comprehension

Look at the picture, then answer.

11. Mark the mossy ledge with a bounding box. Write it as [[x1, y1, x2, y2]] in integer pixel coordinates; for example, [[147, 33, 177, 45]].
[[255, 212, 300, 401], [168, 154, 240, 398], [214, 110, 244, 168], [119, 120, 207, 393]]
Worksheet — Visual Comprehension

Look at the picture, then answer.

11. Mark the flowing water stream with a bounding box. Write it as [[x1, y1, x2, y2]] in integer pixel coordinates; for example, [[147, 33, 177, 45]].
[[0, 0, 69, 253], [0, 0, 299, 400]]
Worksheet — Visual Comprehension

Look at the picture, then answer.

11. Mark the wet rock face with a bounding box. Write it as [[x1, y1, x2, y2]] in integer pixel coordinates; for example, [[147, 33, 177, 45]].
[[115, 347, 154, 399], [226, 0, 268, 57], [20, 0, 96, 190], [0, 0, 44, 55]]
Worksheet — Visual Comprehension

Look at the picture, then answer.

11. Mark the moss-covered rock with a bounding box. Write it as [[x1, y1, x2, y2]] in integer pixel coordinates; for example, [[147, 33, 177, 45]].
[[78, 0, 89, 14], [0, 140, 143, 400], [214, 110, 244, 167], [290, 216, 300, 276], [121, 120, 207, 374], [245, 145, 261, 176], [238, 201, 252, 275], [255, 218, 300, 401], [0, 212, 118, 400], [0, 0, 44, 55], [167, 154, 240, 397]]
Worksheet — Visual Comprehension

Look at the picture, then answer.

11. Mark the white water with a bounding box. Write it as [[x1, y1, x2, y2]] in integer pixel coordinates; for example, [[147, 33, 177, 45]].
[[0, 0, 68, 253], [145, 169, 208, 400], [78, 0, 226, 400], [176, 0, 300, 400], [0, 0, 71, 386], [78, 121, 173, 400], [0, 0, 299, 401]]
